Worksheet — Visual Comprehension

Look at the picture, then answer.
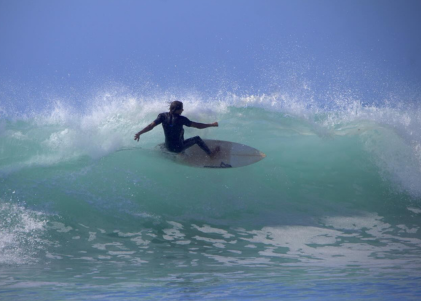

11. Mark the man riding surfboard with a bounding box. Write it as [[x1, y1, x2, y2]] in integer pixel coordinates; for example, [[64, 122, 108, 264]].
[[134, 101, 220, 157]]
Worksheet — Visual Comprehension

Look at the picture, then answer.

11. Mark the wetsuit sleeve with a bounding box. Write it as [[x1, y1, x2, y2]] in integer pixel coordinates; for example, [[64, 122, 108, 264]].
[[182, 116, 192, 127], [153, 113, 164, 125]]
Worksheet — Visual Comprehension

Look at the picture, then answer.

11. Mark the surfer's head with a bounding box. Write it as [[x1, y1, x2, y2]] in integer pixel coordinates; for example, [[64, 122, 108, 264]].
[[169, 101, 184, 115]]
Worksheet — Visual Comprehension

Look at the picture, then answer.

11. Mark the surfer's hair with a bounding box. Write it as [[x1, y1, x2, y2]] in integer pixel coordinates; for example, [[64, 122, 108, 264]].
[[169, 101, 183, 114]]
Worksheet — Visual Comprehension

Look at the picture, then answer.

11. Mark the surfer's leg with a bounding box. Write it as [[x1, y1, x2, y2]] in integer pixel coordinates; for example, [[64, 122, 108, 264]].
[[182, 136, 212, 156]]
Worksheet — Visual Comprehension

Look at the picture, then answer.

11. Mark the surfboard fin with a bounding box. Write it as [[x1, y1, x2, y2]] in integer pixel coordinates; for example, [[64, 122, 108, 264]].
[[204, 161, 232, 168]]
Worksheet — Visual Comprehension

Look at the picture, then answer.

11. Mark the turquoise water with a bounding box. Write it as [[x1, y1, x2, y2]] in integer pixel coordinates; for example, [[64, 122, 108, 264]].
[[1, 93, 421, 300]]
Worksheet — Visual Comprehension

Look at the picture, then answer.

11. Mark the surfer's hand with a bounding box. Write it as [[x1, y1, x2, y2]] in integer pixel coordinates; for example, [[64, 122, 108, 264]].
[[134, 132, 141, 141], [212, 122, 218, 127]]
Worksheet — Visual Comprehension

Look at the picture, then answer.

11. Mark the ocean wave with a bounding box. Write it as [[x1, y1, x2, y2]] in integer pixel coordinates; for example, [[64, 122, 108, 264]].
[[1, 90, 421, 199]]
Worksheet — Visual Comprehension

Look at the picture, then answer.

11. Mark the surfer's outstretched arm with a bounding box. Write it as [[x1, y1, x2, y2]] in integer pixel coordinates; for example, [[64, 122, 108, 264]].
[[190, 122, 218, 129], [134, 122, 157, 141]]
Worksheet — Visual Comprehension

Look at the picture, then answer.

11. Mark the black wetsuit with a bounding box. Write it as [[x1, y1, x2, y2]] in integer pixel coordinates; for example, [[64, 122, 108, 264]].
[[154, 112, 211, 155]]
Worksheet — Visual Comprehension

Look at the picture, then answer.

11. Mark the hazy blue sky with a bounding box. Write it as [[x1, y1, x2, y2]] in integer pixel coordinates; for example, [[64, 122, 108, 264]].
[[1, 0, 420, 104]]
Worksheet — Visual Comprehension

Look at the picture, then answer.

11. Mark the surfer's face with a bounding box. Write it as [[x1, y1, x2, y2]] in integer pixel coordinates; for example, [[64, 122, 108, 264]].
[[174, 108, 184, 115]]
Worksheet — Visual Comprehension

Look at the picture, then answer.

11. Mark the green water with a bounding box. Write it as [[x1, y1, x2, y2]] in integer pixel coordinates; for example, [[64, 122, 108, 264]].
[[1, 104, 421, 300]]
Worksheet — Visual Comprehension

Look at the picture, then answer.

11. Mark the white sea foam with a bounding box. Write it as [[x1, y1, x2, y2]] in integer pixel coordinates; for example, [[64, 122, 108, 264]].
[[0, 201, 46, 265]]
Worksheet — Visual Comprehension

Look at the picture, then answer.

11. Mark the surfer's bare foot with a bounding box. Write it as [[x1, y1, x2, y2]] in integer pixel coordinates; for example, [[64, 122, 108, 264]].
[[209, 146, 220, 158]]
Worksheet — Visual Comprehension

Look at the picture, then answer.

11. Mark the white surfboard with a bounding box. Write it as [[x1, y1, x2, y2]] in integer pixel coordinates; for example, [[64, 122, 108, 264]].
[[156, 139, 266, 168]]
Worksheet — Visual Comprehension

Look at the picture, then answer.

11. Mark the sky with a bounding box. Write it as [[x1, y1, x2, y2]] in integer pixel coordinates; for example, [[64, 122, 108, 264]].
[[0, 0, 420, 108]]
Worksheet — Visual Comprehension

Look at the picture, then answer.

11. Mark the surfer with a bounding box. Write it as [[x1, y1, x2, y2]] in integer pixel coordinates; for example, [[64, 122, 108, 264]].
[[134, 101, 220, 157]]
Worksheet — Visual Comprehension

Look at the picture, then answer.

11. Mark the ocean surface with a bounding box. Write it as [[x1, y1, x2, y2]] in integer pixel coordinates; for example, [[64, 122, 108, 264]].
[[1, 91, 421, 300]]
